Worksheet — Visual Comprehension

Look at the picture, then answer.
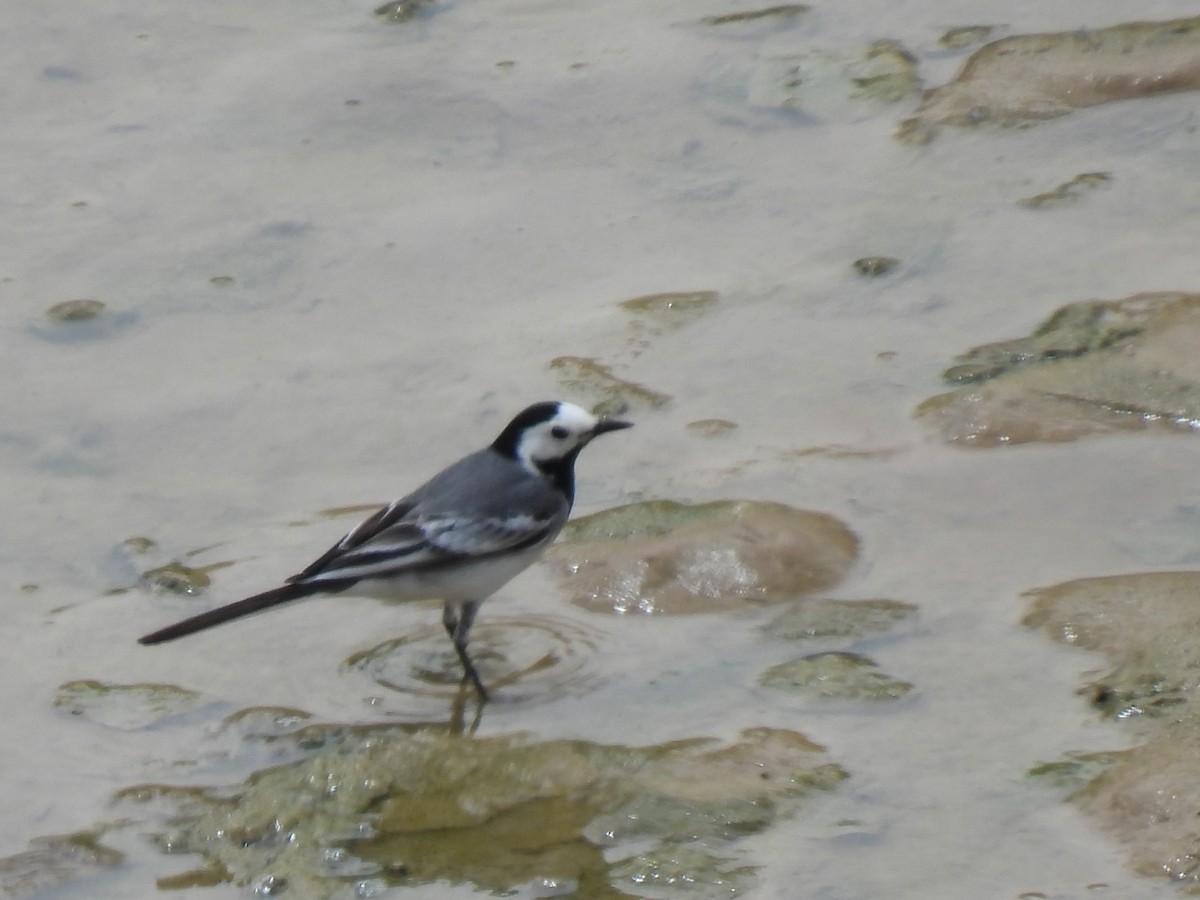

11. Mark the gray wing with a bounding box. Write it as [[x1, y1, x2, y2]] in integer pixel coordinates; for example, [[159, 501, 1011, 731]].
[[289, 455, 568, 586]]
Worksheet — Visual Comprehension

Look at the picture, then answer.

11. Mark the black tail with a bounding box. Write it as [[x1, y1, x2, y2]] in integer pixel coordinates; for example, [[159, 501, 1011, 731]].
[[138, 583, 318, 645]]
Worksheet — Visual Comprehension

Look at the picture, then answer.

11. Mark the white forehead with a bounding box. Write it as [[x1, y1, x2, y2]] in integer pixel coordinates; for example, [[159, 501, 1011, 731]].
[[549, 402, 599, 432]]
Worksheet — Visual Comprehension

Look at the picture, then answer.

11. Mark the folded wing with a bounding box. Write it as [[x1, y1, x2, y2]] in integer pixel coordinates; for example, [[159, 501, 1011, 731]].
[[290, 500, 563, 586]]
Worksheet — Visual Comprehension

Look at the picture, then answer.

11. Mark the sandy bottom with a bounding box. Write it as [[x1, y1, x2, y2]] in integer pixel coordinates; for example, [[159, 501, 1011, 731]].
[[3, 0, 1198, 897]]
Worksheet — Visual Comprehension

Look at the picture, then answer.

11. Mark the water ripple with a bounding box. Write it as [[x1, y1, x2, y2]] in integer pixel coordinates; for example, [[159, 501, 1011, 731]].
[[342, 615, 604, 710]]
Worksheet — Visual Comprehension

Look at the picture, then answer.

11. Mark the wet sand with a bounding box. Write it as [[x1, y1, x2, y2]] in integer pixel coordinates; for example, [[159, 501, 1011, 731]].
[[3, 1, 1198, 897]]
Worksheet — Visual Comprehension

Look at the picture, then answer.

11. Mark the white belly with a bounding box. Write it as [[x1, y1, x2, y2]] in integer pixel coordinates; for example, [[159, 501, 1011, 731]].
[[348, 543, 549, 604]]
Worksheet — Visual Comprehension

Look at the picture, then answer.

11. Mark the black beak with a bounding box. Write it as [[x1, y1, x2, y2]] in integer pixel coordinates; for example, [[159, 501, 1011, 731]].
[[593, 418, 633, 436]]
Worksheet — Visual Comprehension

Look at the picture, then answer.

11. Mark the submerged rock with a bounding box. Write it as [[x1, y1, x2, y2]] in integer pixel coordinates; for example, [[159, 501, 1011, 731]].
[[759, 651, 913, 700], [1023, 573, 1200, 724], [547, 500, 859, 614], [609, 846, 756, 896], [54, 680, 205, 730], [916, 292, 1200, 447], [1023, 572, 1200, 883], [939, 293, 1183, 384], [899, 15, 1200, 142], [127, 724, 845, 898]]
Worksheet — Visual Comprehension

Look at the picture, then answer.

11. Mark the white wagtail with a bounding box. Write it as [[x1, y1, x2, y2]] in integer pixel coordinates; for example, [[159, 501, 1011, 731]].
[[139, 401, 632, 700]]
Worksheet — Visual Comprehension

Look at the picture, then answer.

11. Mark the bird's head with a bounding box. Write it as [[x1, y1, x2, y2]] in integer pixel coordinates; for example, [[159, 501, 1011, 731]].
[[492, 401, 632, 485]]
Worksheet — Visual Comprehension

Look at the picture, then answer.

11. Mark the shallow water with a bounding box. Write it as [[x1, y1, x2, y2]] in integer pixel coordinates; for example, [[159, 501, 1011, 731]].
[[4, 0, 1199, 897]]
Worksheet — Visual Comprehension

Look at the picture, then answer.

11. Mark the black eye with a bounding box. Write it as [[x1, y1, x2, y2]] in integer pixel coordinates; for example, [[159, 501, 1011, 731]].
[[551, 426, 569, 439]]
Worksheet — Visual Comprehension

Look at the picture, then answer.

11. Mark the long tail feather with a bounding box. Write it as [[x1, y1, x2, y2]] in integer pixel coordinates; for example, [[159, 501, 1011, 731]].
[[138, 583, 316, 645]]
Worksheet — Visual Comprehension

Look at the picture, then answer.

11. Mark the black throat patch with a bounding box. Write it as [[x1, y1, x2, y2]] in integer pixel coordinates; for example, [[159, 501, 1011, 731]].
[[533, 446, 581, 507]]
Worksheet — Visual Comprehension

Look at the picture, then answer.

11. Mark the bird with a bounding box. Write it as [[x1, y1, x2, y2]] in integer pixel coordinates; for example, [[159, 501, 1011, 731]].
[[138, 401, 632, 701]]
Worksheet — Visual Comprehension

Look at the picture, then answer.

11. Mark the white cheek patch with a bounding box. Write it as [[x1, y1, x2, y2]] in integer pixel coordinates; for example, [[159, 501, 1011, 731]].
[[517, 405, 600, 470]]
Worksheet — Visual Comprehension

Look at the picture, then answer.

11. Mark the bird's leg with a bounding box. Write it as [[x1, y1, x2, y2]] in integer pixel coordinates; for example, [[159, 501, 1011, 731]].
[[441, 602, 459, 639], [442, 600, 488, 702]]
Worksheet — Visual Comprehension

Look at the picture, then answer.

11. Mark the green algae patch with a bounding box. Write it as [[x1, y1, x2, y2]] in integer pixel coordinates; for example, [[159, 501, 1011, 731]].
[[375, 0, 433, 22], [216, 706, 315, 742], [620, 290, 718, 330], [938, 25, 995, 50], [45, 299, 106, 322], [759, 652, 913, 700], [123, 536, 157, 555], [140, 562, 214, 595], [852, 256, 899, 277], [916, 292, 1200, 447], [899, 15, 1200, 142], [762, 598, 916, 640], [849, 41, 920, 103], [780, 443, 900, 461], [0, 829, 124, 898], [747, 40, 920, 115], [686, 418, 738, 437], [548, 500, 859, 615], [620, 291, 720, 358], [317, 502, 384, 520], [54, 680, 205, 730], [1023, 572, 1200, 883], [133, 724, 845, 898], [548, 356, 671, 416], [941, 293, 1196, 384], [106, 538, 235, 598], [560, 499, 731, 543], [1026, 751, 1126, 792], [1017, 172, 1111, 209], [701, 5, 808, 26], [35, 298, 134, 343], [138, 545, 235, 595]]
